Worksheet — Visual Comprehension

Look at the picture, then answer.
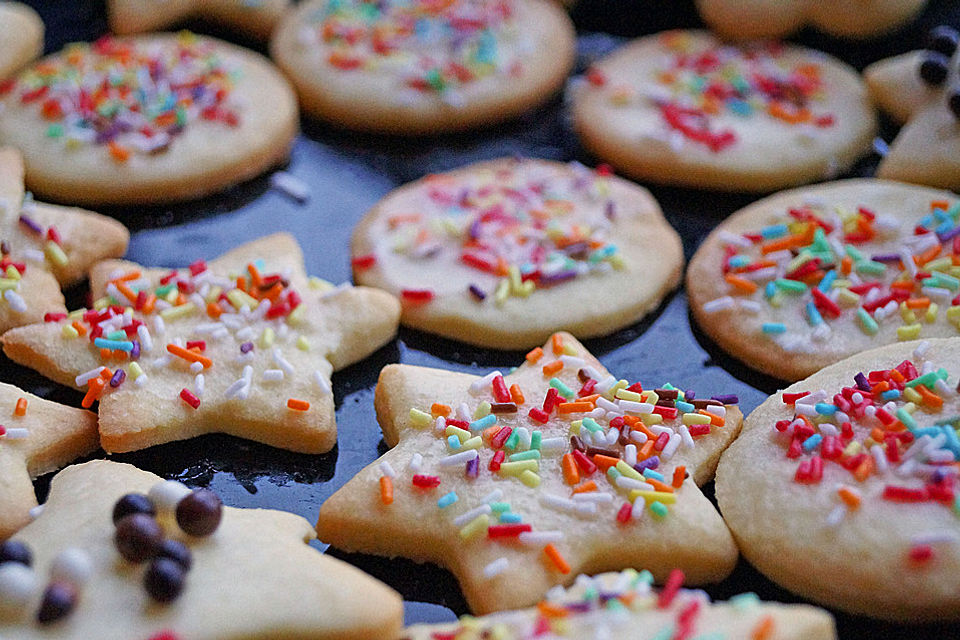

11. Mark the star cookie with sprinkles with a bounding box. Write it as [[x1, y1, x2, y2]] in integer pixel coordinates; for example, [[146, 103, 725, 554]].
[[1, 233, 401, 454], [108, 0, 291, 41], [865, 25, 960, 191], [0, 32, 298, 206], [0, 383, 99, 539], [318, 332, 742, 614], [270, 0, 576, 134], [570, 30, 876, 192], [402, 568, 836, 640], [351, 157, 683, 349], [717, 338, 960, 620], [0, 460, 404, 638], [0, 2, 43, 81], [688, 179, 960, 381], [0, 147, 129, 334]]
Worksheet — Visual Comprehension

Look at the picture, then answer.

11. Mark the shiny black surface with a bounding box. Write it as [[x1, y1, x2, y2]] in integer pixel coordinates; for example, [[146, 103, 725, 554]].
[[15, 0, 960, 636]]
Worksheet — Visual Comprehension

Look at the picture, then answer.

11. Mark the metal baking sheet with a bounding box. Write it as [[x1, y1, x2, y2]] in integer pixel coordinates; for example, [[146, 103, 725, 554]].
[[13, 0, 960, 636]]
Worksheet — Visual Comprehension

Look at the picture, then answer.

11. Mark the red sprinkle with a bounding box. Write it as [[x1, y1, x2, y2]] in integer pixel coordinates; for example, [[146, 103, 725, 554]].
[[487, 524, 532, 538], [657, 569, 685, 608], [401, 289, 433, 304], [179, 388, 200, 409], [411, 474, 440, 489], [489, 450, 505, 472]]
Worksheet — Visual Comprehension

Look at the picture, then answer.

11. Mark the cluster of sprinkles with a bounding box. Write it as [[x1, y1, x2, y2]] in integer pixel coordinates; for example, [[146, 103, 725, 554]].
[[400, 568, 778, 640], [702, 196, 960, 350], [47, 256, 335, 413], [378, 333, 737, 579], [304, 0, 524, 103], [0, 32, 241, 162], [586, 32, 835, 152], [353, 161, 624, 306], [774, 342, 960, 566]]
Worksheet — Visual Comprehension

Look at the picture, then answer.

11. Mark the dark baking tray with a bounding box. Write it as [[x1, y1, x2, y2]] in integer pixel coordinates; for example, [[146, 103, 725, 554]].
[[13, 0, 960, 636]]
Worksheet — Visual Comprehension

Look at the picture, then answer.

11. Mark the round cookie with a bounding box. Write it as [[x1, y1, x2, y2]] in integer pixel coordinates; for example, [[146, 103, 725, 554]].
[[108, 0, 291, 41], [687, 179, 960, 381], [270, 0, 575, 134], [570, 30, 877, 192], [351, 157, 684, 349], [716, 338, 960, 621], [0, 2, 43, 80], [695, 0, 927, 41], [0, 32, 298, 206]]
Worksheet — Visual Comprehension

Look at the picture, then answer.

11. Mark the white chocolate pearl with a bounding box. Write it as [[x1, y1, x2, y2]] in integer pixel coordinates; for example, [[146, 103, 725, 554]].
[[49, 548, 93, 588], [148, 480, 192, 516], [0, 563, 39, 616]]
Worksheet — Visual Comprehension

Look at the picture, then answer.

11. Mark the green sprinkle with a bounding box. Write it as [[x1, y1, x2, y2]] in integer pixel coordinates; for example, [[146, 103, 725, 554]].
[[857, 308, 879, 335], [530, 431, 542, 450], [774, 278, 808, 293], [508, 450, 540, 462], [649, 501, 668, 518], [549, 377, 574, 399], [730, 592, 761, 611]]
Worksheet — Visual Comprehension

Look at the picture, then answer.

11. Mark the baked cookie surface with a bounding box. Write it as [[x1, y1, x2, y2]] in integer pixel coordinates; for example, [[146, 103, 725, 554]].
[[1, 233, 400, 454], [571, 30, 876, 192], [688, 179, 960, 381], [0, 2, 43, 81], [351, 157, 683, 349], [108, 0, 291, 40], [0, 32, 298, 206], [270, 0, 576, 134], [318, 332, 742, 615], [716, 338, 960, 620], [0, 460, 404, 639]]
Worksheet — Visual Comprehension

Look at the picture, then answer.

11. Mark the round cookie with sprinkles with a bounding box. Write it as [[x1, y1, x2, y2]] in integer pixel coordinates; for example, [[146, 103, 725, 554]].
[[716, 338, 960, 620], [351, 157, 683, 349], [270, 0, 575, 134], [570, 30, 876, 192], [318, 332, 743, 614], [0, 2, 43, 81], [688, 179, 960, 381], [402, 568, 836, 640], [108, 0, 291, 41], [0, 32, 298, 206]]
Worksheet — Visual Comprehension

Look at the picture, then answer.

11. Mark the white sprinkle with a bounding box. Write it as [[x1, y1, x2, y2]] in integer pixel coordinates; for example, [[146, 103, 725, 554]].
[[819, 423, 839, 437], [28, 505, 44, 520], [703, 296, 735, 313], [379, 461, 396, 478], [540, 493, 577, 513], [624, 444, 637, 466], [825, 504, 846, 527], [189, 361, 203, 374], [263, 369, 285, 382], [153, 315, 166, 336], [23, 248, 44, 263], [572, 492, 613, 503], [438, 450, 479, 467], [137, 325, 153, 352], [50, 548, 94, 588], [738, 300, 763, 314], [4, 290, 26, 312], [194, 374, 205, 397], [469, 371, 501, 396], [615, 476, 653, 492], [408, 452, 423, 472], [596, 397, 619, 413], [913, 341, 931, 360], [704, 404, 726, 417], [483, 558, 509, 578], [539, 437, 566, 452], [211, 327, 229, 341], [620, 400, 653, 415], [235, 326, 255, 341], [270, 171, 310, 202], [871, 444, 889, 473], [605, 428, 619, 446], [135, 374, 149, 387], [630, 430, 648, 444], [456, 403, 471, 422], [482, 489, 504, 504], [75, 366, 107, 386], [581, 366, 602, 381], [911, 531, 959, 546], [518, 531, 564, 546], [717, 230, 751, 248], [516, 427, 531, 450], [453, 504, 492, 527], [661, 433, 682, 460], [272, 348, 294, 376], [560, 355, 586, 369], [648, 424, 673, 437], [5, 428, 29, 439], [313, 370, 331, 394], [631, 498, 646, 521], [679, 424, 694, 449], [434, 416, 446, 433]]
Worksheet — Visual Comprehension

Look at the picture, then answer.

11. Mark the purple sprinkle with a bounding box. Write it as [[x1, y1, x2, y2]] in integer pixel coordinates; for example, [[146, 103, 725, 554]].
[[711, 394, 739, 405], [931, 468, 948, 483], [465, 455, 478, 478], [566, 602, 591, 613], [538, 270, 577, 287], [240, 341, 254, 354], [854, 372, 871, 392], [870, 254, 901, 263], [938, 225, 960, 243], [634, 456, 659, 473], [684, 389, 695, 401], [604, 200, 616, 220], [109, 369, 126, 388], [130, 340, 140, 360], [18, 215, 42, 234], [468, 284, 486, 302], [468, 218, 483, 240]]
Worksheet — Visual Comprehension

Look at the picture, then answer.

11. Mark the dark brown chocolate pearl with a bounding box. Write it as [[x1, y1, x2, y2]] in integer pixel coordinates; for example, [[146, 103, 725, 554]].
[[144, 558, 186, 603], [37, 581, 77, 624], [920, 53, 950, 86], [114, 513, 163, 563], [112, 493, 156, 525], [0, 540, 32, 567], [949, 91, 960, 120], [927, 26, 960, 57], [156, 539, 192, 571], [175, 489, 222, 537]]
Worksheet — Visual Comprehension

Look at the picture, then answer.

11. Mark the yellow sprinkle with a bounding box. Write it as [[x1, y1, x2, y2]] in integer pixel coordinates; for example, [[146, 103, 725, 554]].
[[494, 279, 509, 307], [836, 289, 860, 306], [460, 436, 483, 450], [0, 278, 19, 291], [897, 324, 922, 341], [445, 425, 471, 442], [159, 302, 197, 321], [682, 413, 712, 425], [129, 362, 144, 380], [629, 490, 677, 504], [287, 303, 307, 326], [93, 297, 110, 310], [519, 470, 540, 488], [44, 240, 68, 267], [459, 514, 489, 541], [498, 460, 539, 476], [5, 265, 19, 280], [902, 387, 922, 404], [508, 265, 522, 294], [473, 401, 491, 419], [767, 293, 783, 308], [260, 327, 275, 348], [902, 401, 917, 414], [409, 408, 432, 428], [947, 305, 960, 323], [643, 391, 660, 404], [204, 285, 222, 304], [296, 336, 311, 351], [609, 254, 625, 270], [842, 441, 861, 457], [68, 308, 85, 320], [517, 280, 535, 298], [640, 413, 663, 426], [308, 276, 334, 291], [926, 303, 939, 323], [226, 289, 258, 311], [615, 389, 643, 402], [604, 380, 628, 400], [163, 288, 178, 303], [616, 460, 643, 481], [61, 324, 79, 339], [562, 344, 577, 356]]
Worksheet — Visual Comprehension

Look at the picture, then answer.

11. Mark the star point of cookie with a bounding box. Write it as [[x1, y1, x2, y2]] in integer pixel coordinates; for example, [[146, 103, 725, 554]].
[[108, 0, 291, 41], [318, 332, 742, 615], [1, 233, 401, 454], [0, 2, 43, 81], [0, 382, 99, 539], [865, 26, 960, 191], [0, 460, 404, 639]]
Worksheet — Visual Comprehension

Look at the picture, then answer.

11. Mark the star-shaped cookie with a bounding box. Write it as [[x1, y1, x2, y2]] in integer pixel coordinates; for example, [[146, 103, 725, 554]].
[[318, 332, 742, 614], [0, 383, 99, 539], [0, 460, 404, 638], [0, 2, 43, 81], [1, 233, 401, 454], [0, 147, 129, 333], [403, 569, 836, 640], [865, 27, 960, 191], [108, 0, 291, 41]]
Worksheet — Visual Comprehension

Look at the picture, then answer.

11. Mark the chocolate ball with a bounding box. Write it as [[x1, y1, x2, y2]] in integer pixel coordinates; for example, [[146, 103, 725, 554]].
[[0, 540, 32, 567], [144, 558, 185, 603], [156, 539, 192, 571], [112, 493, 156, 525], [175, 490, 222, 537], [114, 513, 163, 563], [37, 581, 77, 624], [920, 53, 950, 86], [927, 26, 960, 58]]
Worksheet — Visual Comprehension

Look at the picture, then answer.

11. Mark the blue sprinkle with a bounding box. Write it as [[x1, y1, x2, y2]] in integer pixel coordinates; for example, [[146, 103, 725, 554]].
[[446, 435, 461, 450], [499, 512, 522, 523], [437, 492, 459, 509], [881, 389, 901, 401], [643, 469, 665, 482], [761, 224, 789, 239], [676, 400, 695, 413], [806, 301, 823, 326], [762, 323, 786, 334], [815, 403, 837, 415], [802, 434, 823, 452], [469, 414, 496, 431], [818, 269, 837, 292]]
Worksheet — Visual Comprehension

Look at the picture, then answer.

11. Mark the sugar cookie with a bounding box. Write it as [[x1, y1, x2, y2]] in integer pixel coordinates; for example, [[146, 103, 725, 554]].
[[270, 0, 576, 134], [687, 179, 960, 381], [318, 332, 742, 614], [571, 30, 876, 192], [0, 3, 42, 81], [865, 26, 960, 191], [0, 460, 404, 638], [1, 233, 400, 454], [108, 0, 291, 41], [716, 338, 960, 620], [0, 32, 298, 205], [351, 158, 683, 349]]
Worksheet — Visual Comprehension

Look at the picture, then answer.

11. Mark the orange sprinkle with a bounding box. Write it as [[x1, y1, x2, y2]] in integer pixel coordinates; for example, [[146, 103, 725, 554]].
[[99, 368, 112, 380], [379, 476, 394, 505], [113, 270, 141, 283], [542, 360, 563, 377], [561, 453, 579, 485], [481, 426, 500, 442], [287, 398, 310, 411], [888, 369, 905, 384], [916, 385, 943, 409], [112, 350, 128, 361], [639, 440, 655, 460], [869, 428, 886, 444], [509, 384, 524, 405], [114, 282, 138, 303], [551, 334, 564, 354], [247, 263, 263, 288], [108, 141, 130, 163], [841, 255, 853, 275], [578, 394, 600, 405], [572, 480, 597, 494], [537, 601, 569, 618], [142, 294, 156, 314], [13, 398, 27, 417], [837, 486, 861, 510], [71, 321, 87, 337], [699, 409, 725, 427], [557, 401, 592, 414], [167, 343, 212, 369], [543, 544, 570, 574], [914, 244, 942, 266], [931, 200, 951, 211], [647, 478, 675, 494], [724, 273, 758, 294], [525, 347, 543, 364], [750, 615, 775, 640], [890, 279, 915, 292], [81, 378, 105, 409], [760, 233, 805, 255], [672, 466, 686, 489], [853, 455, 874, 482], [99, 348, 111, 360], [592, 455, 620, 472], [206, 302, 223, 319], [905, 297, 931, 309], [431, 403, 451, 417]]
